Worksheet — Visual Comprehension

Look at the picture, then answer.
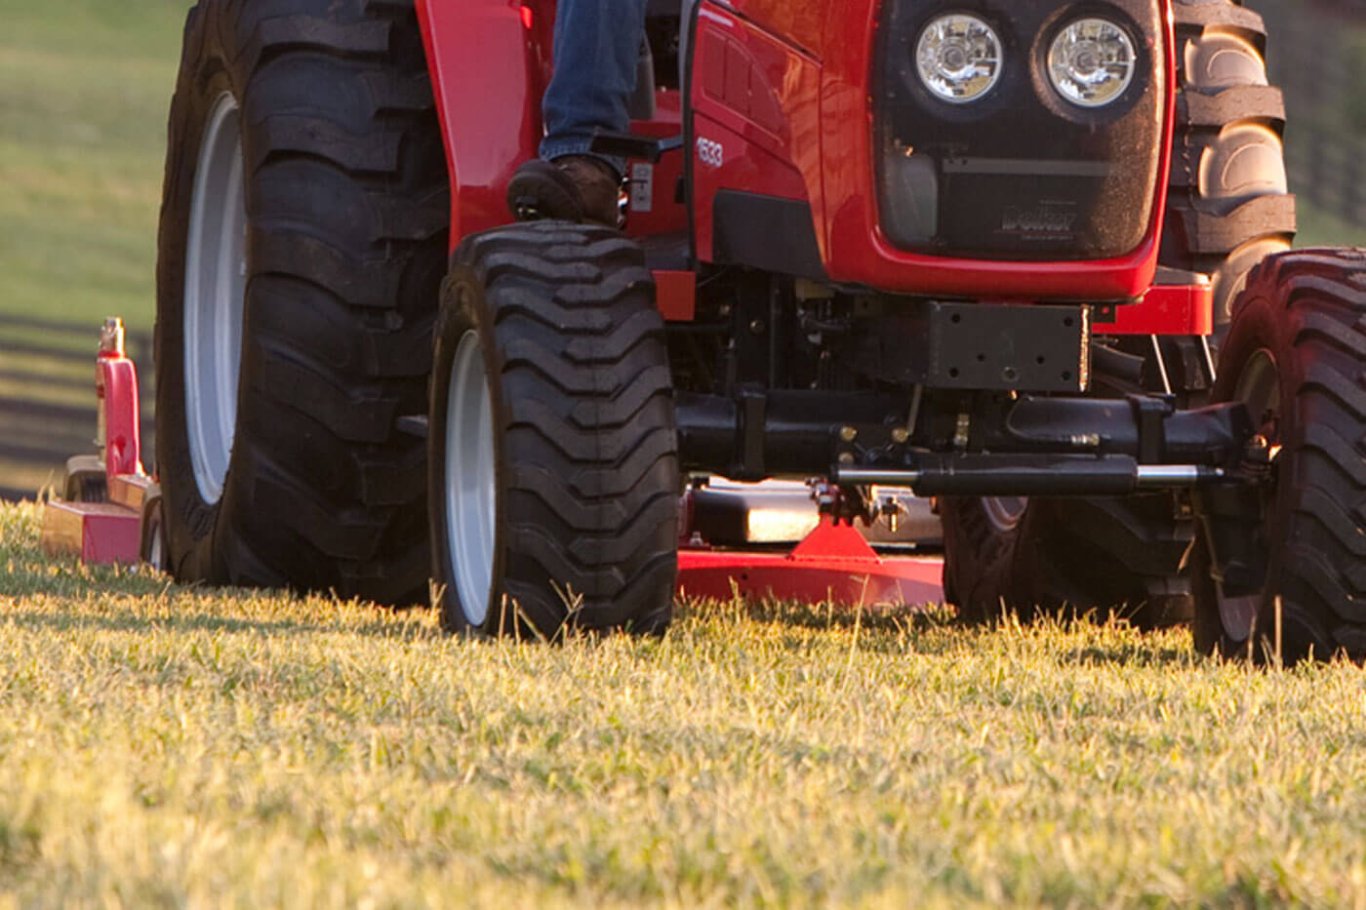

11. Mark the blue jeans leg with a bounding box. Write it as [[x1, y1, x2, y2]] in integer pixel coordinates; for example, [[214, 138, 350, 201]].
[[540, 0, 650, 178]]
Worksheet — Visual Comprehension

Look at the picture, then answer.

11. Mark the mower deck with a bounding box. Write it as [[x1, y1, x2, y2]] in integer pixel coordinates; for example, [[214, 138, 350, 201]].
[[678, 519, 943, 606]]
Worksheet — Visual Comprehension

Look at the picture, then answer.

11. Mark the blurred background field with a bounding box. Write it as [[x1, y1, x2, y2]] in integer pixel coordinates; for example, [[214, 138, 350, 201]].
[[0, 0, 188, 499], [1, 0, 1365, 500]]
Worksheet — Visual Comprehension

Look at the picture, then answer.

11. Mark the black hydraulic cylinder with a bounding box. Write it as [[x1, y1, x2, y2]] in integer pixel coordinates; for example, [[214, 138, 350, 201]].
[[677, 389, 1254, 484], [996, 396, 1253, 463], [676, 391, 903, 479], [838, 456, 1223, 497]]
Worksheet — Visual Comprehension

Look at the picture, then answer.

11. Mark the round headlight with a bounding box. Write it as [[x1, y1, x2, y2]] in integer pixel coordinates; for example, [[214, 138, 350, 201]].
[[916, 15, 1004, 105], [1048, 19, 1137, 108]]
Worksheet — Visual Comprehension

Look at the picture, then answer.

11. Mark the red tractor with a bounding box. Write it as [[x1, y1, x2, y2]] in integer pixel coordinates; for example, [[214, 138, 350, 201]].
[[149, 0, 1364, 662]]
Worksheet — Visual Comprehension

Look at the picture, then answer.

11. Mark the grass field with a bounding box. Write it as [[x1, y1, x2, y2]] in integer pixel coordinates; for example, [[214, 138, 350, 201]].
[[2, 502, 1364, 907]]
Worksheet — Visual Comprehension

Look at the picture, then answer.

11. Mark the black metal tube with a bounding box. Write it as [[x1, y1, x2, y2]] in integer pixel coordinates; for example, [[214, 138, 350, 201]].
[[998, 397, 1252, 463], [838, 461, 1225, 496], [842, 455, 1143, 496], [676, 391, 905, 479], [678, 388, 1254, 484]]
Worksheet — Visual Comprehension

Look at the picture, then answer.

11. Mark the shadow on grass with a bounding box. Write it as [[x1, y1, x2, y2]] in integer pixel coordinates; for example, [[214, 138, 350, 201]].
[[0, 535, 442, 642], [1062, 643, 1198, 668], [0, 606, 443, 642]]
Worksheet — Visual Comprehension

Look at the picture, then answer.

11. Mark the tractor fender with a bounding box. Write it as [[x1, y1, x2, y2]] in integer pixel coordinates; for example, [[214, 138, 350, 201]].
[[416, 0, 546, 246]]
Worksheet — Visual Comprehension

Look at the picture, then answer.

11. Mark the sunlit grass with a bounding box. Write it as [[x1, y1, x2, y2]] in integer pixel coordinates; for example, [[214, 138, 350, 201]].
[[2, 503, 1363, 907]]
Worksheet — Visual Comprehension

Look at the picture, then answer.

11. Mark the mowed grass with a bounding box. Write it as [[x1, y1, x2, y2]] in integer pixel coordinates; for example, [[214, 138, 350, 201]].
[[2, 503, 1364, 907]]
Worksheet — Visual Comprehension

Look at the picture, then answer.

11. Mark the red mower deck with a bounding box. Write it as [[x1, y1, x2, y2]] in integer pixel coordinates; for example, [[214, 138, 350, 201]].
[[678, 519, 944, 606], [41, 319, 160, 567]]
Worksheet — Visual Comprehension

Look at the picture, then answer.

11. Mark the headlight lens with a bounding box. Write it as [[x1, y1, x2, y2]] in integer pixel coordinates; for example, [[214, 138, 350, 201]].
[[916, 15, 1004, 105], [1048, 19, 1137, 108]]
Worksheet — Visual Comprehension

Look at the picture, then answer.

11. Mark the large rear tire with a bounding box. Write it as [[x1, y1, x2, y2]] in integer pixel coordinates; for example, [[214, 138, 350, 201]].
[[429, 223, 679, 638], [155, 0, 446, 602], [1164, 0, 1297, 329], [1193, 249, 1366, 664]]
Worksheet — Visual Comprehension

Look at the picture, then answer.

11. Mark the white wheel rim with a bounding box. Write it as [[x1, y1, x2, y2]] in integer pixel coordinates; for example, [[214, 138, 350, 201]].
[[1217, 348, 1281, 641], [983, 496, 1028, 533], [445, 330, 498, 625], [147, 516, 166, 571], [183, 92, 247, 505]]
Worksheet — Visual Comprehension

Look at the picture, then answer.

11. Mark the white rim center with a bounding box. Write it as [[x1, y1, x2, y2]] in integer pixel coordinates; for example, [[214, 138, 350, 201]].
[[445, 330, 498, 625], [183, 92, 247, 505]]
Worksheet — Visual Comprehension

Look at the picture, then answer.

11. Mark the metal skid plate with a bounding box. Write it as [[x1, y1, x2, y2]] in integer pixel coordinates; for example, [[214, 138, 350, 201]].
[[853, 300, 1090, 393], [688, 479, 942, 548]]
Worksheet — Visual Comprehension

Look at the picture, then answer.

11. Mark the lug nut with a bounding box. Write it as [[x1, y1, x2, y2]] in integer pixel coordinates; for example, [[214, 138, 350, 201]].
[[839, 426, 859, 443], [838, 452, 856, 465], [890, 427, 910, 445]]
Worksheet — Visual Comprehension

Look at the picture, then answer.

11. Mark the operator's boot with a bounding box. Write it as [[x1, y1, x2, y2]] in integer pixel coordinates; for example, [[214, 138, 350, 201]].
[[507, 156, 622, 228]]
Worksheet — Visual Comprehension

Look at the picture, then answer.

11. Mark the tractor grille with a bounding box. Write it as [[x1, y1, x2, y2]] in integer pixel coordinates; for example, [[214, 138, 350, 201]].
[[875, 0, 1166, 262]]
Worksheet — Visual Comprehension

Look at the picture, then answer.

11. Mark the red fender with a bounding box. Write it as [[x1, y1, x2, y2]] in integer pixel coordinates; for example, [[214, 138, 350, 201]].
[[415, 0, 549, 245]]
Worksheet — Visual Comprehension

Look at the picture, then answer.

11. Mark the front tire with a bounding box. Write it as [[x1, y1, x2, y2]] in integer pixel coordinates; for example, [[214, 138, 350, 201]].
[[942, 494, 1193, 626], [1193, 249, 1366, 664], [429, 223, 679, 638]]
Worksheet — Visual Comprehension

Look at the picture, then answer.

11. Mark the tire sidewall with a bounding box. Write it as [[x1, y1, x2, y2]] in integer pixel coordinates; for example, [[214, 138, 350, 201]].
[[1198, 273, 1300, 656], [156, 3, 247, 583], [940, 496, 1044, 622], [429, 271, 508, 635]]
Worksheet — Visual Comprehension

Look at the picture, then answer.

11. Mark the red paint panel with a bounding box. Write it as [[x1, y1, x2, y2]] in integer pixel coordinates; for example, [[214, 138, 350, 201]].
[[1094, 283, 1215, 336], [41, 501, 142, 565], [653, 270, 698, 322], [692, 115, 809, 262], [709, 1, 826, 58], [678, 520, 944, 605], [691, 4, 824, 263], [814, 0, 1179, 300], [97, 355, 142, 478], [706, 0, 1179, 301]]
